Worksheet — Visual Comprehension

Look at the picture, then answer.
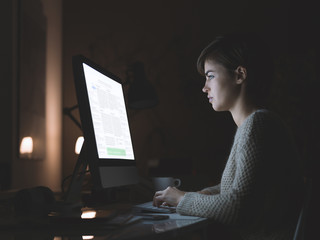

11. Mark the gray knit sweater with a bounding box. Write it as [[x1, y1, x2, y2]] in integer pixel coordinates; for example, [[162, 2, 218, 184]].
[[177, 109, 302, 240]]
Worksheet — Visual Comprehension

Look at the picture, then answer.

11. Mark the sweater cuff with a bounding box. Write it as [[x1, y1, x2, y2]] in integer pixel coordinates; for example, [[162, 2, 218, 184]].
[[176, 192, 198, 215]]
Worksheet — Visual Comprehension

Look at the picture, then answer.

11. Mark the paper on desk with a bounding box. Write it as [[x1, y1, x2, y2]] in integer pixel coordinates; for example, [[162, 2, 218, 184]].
[[138, 212, 203, 220], [168, 213, 203, 220]]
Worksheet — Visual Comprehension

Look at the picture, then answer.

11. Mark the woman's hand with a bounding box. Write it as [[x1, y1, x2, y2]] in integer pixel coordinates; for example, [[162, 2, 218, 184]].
[[153, 187, 186, 207]]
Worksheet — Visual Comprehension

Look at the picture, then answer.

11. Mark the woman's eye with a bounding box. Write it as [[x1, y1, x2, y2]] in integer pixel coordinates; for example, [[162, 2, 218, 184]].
[[207, 75, 214, 80]]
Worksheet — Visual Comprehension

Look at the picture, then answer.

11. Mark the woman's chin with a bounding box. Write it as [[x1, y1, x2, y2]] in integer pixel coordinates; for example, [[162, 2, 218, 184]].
[[212, 104, 225, 112], [211, 103, 218, 111]]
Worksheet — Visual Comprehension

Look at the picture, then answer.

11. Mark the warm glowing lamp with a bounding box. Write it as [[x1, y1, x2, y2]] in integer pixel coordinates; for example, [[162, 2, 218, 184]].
[[82, 236, 94, 240], [20, 136, 33, 158], [75, 136, 84, 154], [81, 210, 96, 219]]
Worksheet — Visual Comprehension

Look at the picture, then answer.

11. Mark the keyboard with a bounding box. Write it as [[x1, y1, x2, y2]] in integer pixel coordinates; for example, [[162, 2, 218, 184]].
[[133, 201, 176, 214]]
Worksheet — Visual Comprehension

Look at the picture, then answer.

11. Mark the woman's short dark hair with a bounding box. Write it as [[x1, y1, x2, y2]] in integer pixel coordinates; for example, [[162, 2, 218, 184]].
[[197, 33, 274, 108]]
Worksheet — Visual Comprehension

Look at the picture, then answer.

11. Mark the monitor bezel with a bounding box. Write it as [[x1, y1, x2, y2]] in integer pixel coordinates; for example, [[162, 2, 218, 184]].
[[72, 54, 136, 168]]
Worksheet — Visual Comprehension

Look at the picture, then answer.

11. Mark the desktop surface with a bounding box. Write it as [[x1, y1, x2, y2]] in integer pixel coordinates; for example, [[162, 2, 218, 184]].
[[0, 194, 210, 240]]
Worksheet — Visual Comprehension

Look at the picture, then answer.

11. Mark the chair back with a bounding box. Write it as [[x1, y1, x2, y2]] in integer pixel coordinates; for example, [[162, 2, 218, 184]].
[[293, 178, 312, 240]]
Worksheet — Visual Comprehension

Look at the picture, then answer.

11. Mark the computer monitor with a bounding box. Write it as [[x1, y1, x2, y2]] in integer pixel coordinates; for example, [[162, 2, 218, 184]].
[[66, 55, 139, 203]]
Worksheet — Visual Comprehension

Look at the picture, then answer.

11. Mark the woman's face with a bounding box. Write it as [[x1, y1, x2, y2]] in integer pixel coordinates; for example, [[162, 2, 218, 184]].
[[202, 59, 240, 111]]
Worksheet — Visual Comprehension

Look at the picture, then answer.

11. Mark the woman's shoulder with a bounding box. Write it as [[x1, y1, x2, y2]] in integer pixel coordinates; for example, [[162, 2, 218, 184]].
[[247, 109, 284, 127], [239, 109, 288, 139], [251, 109, 278, 119]]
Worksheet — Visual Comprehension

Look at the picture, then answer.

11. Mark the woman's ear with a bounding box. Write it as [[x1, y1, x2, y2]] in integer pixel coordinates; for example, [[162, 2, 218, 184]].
[[235, 66, 247, 84]]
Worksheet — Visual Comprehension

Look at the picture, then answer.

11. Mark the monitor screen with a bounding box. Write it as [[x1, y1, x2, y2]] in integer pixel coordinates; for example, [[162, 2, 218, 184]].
[[70, 55, 138, 198], [82, 62, 134, 160]]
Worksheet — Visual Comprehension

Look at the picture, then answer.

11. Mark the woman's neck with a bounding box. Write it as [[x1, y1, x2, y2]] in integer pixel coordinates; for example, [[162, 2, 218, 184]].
[[230, 99, 258, 127]]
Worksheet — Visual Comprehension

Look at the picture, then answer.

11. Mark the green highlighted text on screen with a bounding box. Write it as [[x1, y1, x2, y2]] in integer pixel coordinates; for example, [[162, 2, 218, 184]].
[[107, 148, 126, 156]]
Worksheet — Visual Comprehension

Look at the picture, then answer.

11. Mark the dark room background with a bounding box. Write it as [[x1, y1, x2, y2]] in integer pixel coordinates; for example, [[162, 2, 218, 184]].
[[62, 0, 318, 190], [0, 1, 318, 237], [1, 0, 318, 200]]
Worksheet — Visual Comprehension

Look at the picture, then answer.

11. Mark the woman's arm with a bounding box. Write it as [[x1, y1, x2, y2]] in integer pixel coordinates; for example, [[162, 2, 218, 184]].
[[198, 184, 221, 195]]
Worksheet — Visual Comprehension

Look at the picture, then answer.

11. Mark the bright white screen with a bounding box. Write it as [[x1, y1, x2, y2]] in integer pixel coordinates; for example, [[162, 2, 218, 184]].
[[83, 63, 134, 160]]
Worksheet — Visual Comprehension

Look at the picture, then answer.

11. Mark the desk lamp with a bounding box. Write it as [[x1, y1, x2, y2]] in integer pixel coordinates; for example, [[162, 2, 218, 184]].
[[126, 61, 158, 109], [75, 136, 84, 154], [20, 136, 33, 158]]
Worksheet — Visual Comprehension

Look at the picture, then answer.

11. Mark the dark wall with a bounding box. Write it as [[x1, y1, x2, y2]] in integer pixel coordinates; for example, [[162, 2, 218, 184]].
[[286, 0, 319, 181], [62, 0, 318, 189], [0, 0, 16, 190]]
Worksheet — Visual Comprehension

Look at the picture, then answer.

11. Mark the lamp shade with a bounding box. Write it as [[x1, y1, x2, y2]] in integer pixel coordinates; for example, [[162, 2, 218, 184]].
[[75, 136, 84, 154], [127, 62, 158, 109], [20, 136, 33, 154]]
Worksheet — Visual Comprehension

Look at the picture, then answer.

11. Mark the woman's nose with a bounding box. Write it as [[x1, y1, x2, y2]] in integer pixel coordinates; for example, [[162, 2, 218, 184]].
[[202, 85, 207, 93]]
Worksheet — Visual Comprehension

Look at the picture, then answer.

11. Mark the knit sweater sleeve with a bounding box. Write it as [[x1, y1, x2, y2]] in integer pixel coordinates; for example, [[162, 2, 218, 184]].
[[176, 112, 268, 225], [200, 184, 221, 194]]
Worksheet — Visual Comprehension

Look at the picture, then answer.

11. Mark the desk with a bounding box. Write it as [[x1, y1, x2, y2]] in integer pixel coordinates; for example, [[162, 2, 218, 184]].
[[0, 200, 210, 240]]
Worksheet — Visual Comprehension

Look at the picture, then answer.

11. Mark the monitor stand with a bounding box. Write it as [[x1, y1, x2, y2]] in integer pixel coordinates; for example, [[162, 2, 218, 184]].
[[62, 141, 120, 208], [62, 140, 139, 208], [64, 141, 88, 205]]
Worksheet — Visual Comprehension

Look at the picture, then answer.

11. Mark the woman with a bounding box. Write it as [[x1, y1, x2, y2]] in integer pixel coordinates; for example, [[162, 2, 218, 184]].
[[153, 33, 303, 239]]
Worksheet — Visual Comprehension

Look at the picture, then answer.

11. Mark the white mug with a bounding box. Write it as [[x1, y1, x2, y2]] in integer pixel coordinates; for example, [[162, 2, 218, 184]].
[[152, 177, 181, 191]]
